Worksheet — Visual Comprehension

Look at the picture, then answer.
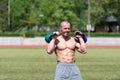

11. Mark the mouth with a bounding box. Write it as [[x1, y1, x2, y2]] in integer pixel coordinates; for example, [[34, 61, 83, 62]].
[[64, 32, 69, 36]]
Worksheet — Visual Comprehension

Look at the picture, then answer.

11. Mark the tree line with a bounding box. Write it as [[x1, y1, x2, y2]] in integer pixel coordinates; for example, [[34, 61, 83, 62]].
[[0, 0, 120, 32]]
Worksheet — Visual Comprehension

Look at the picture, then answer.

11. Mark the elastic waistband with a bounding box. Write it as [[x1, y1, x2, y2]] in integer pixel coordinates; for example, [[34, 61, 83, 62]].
[[57, 63, 76, 66]]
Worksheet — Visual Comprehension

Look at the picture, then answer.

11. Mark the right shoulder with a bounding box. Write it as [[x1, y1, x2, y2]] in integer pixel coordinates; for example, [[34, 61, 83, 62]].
[[55, 36, 61, 45]]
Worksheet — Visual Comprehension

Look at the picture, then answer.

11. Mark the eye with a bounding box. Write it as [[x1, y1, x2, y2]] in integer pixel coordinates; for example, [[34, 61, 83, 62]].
[[67, 28, 70, 30], [64, 28, 70, 30]]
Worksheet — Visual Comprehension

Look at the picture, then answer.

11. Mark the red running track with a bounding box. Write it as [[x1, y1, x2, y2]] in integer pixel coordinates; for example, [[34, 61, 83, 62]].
[[0, 45, 120, 48]]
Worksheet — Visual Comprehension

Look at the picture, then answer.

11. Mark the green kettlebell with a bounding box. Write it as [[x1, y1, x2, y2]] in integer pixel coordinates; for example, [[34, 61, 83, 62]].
[[45, 34, 54, 43]]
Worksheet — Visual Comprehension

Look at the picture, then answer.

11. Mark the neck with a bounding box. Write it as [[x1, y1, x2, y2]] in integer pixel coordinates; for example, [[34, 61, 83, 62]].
[[62, 35, 70, 41]]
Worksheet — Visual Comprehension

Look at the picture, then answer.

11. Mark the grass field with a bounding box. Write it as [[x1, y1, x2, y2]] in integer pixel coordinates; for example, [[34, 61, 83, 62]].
[[0, 48, 120, 80]]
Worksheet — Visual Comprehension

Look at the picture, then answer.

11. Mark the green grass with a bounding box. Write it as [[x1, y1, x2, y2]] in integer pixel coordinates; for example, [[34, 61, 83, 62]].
[[0, 48, 120, 80]]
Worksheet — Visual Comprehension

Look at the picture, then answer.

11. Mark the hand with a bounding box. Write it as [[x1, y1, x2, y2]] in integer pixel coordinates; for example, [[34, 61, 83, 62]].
[[52, 31, 60, 38], [53, 31, 60, 36], [74, 31, 83, 38], [45, 31, 60, 43], [74, 31, 87, 43]]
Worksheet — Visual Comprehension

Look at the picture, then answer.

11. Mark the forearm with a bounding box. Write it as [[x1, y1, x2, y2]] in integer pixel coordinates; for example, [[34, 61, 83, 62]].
[[77, 37, 87, 54], [47, 39, 56, 54]]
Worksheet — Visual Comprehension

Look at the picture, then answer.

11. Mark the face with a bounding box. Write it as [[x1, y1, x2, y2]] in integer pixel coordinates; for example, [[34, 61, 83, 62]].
[[60, 21, 71, 37]]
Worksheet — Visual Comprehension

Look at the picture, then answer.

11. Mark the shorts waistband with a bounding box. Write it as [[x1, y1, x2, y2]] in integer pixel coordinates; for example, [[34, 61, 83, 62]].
[[57, 63, 76, 66]]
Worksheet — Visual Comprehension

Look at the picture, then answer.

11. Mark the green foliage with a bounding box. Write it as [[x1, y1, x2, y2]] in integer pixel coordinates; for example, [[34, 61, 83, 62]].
[[0, 0, 8, 31], [0, 32, 22, 36], [11, 0, 41, 30], [85, 32, 120, 37], [0, 31, 51, 37], [0, 0, 120, 32], [0, 32, 120, 37]]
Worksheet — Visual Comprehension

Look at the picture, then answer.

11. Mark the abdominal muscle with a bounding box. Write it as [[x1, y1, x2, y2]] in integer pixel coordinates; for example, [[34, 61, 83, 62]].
[[55, 48, 75, 63]]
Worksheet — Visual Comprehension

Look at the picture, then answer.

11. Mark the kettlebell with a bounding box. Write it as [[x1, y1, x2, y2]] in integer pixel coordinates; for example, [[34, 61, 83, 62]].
[[82, 34, 87, 43], [45, 34, 54, 43], [74, 31, 87, 43]]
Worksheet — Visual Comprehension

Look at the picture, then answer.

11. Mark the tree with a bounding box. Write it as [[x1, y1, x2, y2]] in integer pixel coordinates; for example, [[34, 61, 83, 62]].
[[0, 0, 8, 31], [11, 0, 42, 31], [41, 0, 80, 30], [0, 0, 120, 32]]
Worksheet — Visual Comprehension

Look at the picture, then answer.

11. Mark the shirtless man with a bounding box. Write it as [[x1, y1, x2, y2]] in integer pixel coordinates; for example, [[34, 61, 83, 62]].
[[47, 21, 87, 80]]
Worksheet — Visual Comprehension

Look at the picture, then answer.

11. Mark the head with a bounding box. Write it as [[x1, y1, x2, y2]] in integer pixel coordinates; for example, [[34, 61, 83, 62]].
[[60, 21, 71, 37]]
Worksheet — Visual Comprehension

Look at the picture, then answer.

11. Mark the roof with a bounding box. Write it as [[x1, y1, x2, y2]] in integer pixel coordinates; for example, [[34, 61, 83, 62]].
[[105, 15, 118, 22]]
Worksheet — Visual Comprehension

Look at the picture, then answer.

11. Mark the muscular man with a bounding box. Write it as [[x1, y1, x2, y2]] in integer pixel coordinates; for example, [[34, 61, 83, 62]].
[[47, 21, 87, 80]]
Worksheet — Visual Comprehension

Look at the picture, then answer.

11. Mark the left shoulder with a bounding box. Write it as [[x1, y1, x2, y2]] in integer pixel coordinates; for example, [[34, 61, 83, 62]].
[[70, 37, 76, 42]]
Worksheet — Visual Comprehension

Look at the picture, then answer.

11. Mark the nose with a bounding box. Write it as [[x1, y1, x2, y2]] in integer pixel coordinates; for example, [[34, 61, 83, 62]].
[[67, 29, 70, 32], [66, 28, 70, 31]]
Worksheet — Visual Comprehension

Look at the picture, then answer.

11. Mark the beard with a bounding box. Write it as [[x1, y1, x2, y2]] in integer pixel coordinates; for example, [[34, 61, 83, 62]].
[[63, 32, 69, 37]]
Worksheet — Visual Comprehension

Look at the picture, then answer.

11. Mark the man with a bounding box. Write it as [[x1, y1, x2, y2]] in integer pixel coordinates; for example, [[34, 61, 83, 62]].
[[47, 21, 87, 80]]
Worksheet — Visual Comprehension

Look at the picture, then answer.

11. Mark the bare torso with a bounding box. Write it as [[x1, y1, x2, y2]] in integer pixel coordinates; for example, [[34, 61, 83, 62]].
[[55, 36, 76, 63]]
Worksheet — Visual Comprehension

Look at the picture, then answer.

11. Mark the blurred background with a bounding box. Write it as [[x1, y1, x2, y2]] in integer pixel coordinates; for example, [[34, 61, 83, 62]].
[[0, 0, 120, 33], [0, 0, 120, 46]]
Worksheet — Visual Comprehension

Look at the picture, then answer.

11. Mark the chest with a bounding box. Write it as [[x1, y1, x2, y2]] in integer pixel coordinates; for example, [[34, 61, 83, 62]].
[[56, 38, 76, 50]]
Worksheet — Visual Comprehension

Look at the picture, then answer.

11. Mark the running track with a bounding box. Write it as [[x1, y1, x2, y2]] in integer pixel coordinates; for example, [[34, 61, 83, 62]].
[[0, 45, 120, 48]]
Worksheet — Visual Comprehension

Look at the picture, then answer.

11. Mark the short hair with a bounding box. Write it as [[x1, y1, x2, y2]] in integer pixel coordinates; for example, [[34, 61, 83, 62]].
[[60, 21, 70, 27]]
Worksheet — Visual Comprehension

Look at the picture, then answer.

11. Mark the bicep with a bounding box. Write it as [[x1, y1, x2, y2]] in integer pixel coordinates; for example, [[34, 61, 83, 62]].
[[75, 43, 81, 52], [75, 43, 86, 53]]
